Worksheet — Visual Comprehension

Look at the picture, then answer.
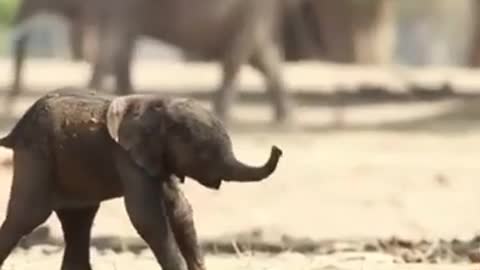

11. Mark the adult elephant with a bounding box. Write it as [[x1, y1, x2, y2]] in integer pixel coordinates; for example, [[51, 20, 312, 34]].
[[89, 0, 314, 124], [294, 0, 396, 64], [7, 0, 97, 99]]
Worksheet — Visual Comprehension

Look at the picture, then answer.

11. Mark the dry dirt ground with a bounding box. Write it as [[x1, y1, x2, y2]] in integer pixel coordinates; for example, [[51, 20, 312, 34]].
[[0, 60, 480, 269]]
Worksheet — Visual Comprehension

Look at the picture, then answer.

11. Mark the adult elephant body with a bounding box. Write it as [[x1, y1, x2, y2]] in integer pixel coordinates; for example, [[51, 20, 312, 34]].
[[8, 0, 97, 94], [90, 0, 300, 124]]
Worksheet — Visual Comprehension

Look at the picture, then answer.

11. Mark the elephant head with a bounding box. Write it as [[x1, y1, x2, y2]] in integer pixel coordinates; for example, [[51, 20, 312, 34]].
[[106, 95, 283, 189]]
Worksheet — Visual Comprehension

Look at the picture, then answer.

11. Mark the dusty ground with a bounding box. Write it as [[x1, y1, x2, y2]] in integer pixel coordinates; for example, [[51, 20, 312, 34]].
[[0, 60, 480, 269]]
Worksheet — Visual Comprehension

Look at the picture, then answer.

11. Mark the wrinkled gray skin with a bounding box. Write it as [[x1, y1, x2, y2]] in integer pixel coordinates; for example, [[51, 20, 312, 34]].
[[106, 92, 283, 189], [0, 87, 282, 270], [89, 0, 311, 124]]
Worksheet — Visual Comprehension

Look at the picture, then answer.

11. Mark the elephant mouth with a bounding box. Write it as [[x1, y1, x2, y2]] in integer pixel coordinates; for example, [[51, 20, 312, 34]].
[[177, 175, 222, 190], [202, 180, 222, 190]]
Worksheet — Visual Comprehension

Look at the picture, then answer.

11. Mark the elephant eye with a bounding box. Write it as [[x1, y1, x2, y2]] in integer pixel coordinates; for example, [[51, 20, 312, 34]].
[[126, 104, 143, 118], [130, 110, 141, 118]]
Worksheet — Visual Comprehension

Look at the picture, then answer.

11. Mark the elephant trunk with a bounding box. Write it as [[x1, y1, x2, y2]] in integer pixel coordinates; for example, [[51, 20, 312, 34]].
[[224, 146, 283, 182]]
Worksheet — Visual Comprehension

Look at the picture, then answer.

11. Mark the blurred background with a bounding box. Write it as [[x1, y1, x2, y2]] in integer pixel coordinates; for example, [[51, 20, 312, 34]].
[[0, 0, 478, 65], [2, 0, 480, 268]]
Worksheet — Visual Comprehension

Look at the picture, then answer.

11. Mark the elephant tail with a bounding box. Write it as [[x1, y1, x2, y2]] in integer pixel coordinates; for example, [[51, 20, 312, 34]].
[[0, 134, 14, 149], [0, 94, 49, 150]]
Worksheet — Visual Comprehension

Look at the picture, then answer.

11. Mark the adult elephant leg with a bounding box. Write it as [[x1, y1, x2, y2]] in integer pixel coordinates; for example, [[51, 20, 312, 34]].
[[0, 149, 53, 267], [213, 26, 256, 123], [6, 0, 32, 103], [113, 36, 134, 95], [164, 179, 206, 270], [87, 47, 106, 91], [87, 22, 114, 92], [88, 22, 133, 95], [3, 33, 29, 115], [213, 55, 243, 123], [10, 34, 28, 97], [249, 43, 293, 124], [56, 205, 100, 270], [69, 18, 85, 62], [114, 150, 187, 270]]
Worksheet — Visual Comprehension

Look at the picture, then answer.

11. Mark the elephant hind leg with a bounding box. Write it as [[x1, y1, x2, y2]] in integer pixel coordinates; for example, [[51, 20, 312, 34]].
[[0, 149, 53, 267], [249, 43, 293, 124], [56, 205, 99, 270]]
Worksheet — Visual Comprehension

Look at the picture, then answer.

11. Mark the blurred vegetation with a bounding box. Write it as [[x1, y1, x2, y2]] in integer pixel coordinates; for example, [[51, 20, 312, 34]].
[[0, 0, 18, 25], [0, 0, 19, 54]]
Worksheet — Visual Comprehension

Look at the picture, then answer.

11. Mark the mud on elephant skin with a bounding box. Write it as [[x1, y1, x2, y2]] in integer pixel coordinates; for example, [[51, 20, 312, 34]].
[[0, 87, 282, 270]]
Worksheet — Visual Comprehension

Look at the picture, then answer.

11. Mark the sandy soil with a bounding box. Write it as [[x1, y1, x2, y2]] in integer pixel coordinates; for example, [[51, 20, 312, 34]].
[[0, 59, 480, 269], [3, 248, 476, 270]]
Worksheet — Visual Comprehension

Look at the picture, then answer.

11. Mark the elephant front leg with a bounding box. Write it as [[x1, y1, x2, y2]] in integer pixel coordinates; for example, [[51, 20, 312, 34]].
[[69, 17, 85, 62], [88, 17, 134, 95], [164, 178, 206, 270], [214, 58, 241, 124], [87, 55, 106, 91], [214, 25, 256, 124], [87, 21, 115, 92], [114, 150, 187, 270], [10, 34, 28, 96], [113, 37, 134, 96], [4, 33, 29, 116], [56, 205, 100, 270], [249, 43, 293, 125]]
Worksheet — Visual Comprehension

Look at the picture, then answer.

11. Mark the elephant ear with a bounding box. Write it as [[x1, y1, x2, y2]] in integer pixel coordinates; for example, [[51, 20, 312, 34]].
[[106, 97, 128, 144], [106, 96, 164, 177]]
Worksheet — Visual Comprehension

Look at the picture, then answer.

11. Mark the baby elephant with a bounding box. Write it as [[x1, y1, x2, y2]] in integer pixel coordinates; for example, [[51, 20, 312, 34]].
[[0, 87, 283, 270]]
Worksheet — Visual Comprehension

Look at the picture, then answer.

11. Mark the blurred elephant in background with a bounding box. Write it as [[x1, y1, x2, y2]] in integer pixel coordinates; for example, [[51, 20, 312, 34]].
[[88, 0, 321, 125], [286, 0, 396, 64], [6, 0, 99, 100]]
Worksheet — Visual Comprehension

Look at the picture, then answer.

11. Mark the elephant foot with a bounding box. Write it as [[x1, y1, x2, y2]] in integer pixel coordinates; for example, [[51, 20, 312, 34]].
[[273, 102, 294, 123], [87, 81, 102, 92], [270, 116, 300, 132], [115, 87, 134, 96], [271, 106, 300, 131]]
